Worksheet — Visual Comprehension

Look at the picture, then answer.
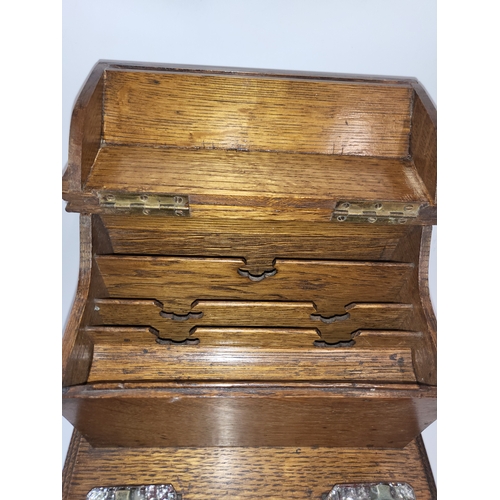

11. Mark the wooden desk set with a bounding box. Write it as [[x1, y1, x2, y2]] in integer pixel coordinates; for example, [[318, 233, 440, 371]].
[[62, 61, 437, 500]]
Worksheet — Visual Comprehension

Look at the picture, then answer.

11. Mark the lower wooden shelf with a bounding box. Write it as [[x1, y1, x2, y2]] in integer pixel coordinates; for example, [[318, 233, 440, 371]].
[[63, 431, 436, 499]]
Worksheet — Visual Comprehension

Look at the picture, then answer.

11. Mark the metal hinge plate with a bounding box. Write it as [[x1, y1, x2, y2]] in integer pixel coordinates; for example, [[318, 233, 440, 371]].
[[98, 192, 190, 216], [332, 201, 421, 224]]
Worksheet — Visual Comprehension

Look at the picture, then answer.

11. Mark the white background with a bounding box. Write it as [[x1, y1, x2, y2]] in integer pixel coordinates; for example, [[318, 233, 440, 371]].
[[62, 0, 437, 482]]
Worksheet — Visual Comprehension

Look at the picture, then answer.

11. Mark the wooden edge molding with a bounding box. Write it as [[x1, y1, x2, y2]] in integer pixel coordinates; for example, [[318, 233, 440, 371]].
[[62, 429, 82, 499], [415, 434, 437, 499], [411, 81, 437, 127], [410, 81, 437, 206], [418, 226, 437, 350], [64, 61, 108, 192], [102, 59, 419, 85], [63, 382, 437, 399]]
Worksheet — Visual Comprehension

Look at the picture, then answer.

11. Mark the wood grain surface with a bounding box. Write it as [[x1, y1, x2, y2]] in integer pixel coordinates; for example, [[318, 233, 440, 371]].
[[63, 384, 436, 448], [63, 431, 436, 500], [92, 299, 414, 344], [63, 215, 114, 386], [103, 70, 412, 157], [390, 226, 437, 385], [95, 256, 413, 316], [63, 61, 107, 192], [85, 144, 430, 202], [86, 334, 416, 383], [410, 81, 437, 204], [101, 216, 408, 274], [62, 64, 437, 479], [63, 63, 437, 225]]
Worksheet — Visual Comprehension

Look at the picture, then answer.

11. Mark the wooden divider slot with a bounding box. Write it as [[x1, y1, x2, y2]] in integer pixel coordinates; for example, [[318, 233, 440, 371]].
[[95, 256, 414, 316]]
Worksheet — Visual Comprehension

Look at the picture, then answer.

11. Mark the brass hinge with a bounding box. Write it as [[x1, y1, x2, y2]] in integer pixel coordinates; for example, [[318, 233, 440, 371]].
[[332, 201, 421, 224], [98, 192, 190, 216]]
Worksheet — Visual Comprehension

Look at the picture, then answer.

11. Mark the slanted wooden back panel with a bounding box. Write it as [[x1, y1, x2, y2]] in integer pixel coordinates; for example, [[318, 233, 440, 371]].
[[103, 70, 413, 157]]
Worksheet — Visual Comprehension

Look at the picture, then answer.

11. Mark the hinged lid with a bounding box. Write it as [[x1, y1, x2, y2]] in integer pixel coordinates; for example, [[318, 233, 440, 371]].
[[62, 61, 437, 224]]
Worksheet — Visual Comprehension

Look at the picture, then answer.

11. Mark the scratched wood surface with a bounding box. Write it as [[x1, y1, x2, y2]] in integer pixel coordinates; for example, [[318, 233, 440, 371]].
[[103, 70, 412, 157], [86, 329, 416, 383], [95, 256, 413, 316], [63, 431, 436, 500], [85, 145, 431, 203]]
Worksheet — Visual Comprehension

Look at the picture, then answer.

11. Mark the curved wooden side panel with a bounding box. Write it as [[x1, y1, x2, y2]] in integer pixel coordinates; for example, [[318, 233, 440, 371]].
[[62, 215, 93, 386], [419, 226, 437, 349], [392, 225, 436, 385], [63, 215, 113, 386]]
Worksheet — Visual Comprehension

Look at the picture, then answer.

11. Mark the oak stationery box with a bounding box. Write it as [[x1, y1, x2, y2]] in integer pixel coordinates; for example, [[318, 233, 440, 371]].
[[62, 61, 437, 498]]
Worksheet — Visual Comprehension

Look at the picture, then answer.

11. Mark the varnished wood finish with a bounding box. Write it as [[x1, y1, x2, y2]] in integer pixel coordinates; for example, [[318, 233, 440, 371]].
[[95, 255, 413, 316], [410, 82, 437, 204], [92, 299, 414, 344], [63, 215, 113, 386], [63, 431, 436, 500], [103, 70, 412, 157], [63, 384, 436, 448], [101, 216, 408, 274], [391, 225, 437, 385], [62, 63, 437, 468], [87, 338, 416, 383], [81, 145, 431, 219], [63, 62, 437, 225], [63, 61, 107, 192]]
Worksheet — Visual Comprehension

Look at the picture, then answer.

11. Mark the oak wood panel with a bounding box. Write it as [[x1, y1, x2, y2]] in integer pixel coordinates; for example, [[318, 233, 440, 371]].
[[410, 82, 437, 204], [85, 325, 321, 348], [86, 326, 422, 349], [63, 431, 436, 500], [85, 145, 431, 205], [87, 335, 416, 383], [62, 384, 437, 448], [93, 299, 414, 344], [63, 61, 107, 191], [103, 70, 412, 157], [353, 330, 423, 348], [62, 215, 115, 386], [391, 226, 436, 385], [62, 216, 94, 386], [101, 216, 408, 273], [95, 256, 414, 316]]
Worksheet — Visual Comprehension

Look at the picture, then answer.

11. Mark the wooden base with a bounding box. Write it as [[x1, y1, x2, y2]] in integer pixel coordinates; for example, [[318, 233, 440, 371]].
[[63, 431, 436, 499]]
